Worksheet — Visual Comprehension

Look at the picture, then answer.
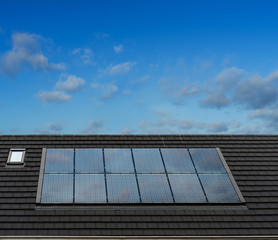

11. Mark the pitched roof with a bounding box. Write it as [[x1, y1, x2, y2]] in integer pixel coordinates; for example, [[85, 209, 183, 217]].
[[1, 134, 278, 237]]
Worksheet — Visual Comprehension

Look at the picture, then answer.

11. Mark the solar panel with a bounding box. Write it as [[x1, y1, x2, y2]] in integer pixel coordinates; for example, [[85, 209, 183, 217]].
[[106, 174, 140, 203], [133, 149, 165, 173], [168, 174, 206, 203], [161, 148, 195, 173], [75, 149, 104, 173], [45, 149, 74, 173], [40, 148, 242, 204], [137, 174, 173, 203], [75, 174, 106, 203], [189, 148, 226, 173], [41, 174, 73, 203], [104, 149, 134, 173], [199, 174, 240, 203]]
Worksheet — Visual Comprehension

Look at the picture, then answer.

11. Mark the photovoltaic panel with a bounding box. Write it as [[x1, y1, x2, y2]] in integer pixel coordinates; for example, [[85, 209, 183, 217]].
[[104, 149, 134, 173], [45, 149, 74, 173], [199, 174, 240, 203], [189, 148, 226, 173], [161, 149, 195, 173], [106, 174, 140, 203], [75, 149, 104, 173], [41, 174, 73, 203], [40, 147, 242, 204], [133, 149, 165, 173], [75, 174, 106, 203], [168, 174, 206, 203], [137, 174, 173, 203]]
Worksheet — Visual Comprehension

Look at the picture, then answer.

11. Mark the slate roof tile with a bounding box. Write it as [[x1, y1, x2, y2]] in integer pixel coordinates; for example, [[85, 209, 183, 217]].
[[1, 134, 278, 236]]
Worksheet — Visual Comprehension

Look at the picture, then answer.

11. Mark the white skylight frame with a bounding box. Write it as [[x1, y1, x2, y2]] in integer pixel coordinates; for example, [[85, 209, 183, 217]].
[[7, 149, 26, 165]]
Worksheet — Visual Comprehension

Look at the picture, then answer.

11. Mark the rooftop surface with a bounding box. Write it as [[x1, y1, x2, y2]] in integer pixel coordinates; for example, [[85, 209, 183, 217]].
[[0, 134, 278, 237]]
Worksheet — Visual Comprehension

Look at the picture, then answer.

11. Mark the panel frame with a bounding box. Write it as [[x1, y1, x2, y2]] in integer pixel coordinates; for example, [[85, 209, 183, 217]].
[[36, 148, 47, 203], [216, 148, 246, 203]]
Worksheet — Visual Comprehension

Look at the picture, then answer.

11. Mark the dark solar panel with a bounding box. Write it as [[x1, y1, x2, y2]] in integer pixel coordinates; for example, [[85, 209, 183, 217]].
[[45, 149, 74, 173], [104, 149, 134, 173], [168, 174, 206, 203], [133, 149, 165, 173], [161, 148, 195, 173], [189, 148, 226, 173], [41, 148, 241, 204], [75, 149, 104, 173], [75, 174, 106, 203], [200, 174, 240, 203], [41, 174, 73, 203], [106, 174, 140, 203], [137, 174, 173, 203]]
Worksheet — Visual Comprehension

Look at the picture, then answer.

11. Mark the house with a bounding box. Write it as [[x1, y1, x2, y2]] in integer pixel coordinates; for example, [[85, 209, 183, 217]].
[[1, 134, 278, 239]]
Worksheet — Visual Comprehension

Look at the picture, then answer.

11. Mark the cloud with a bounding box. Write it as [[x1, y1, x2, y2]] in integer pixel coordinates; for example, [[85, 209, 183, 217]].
[[71, 48, 93, 64], [10, 127, 20, 134], [114, 44, 123, 53], [0, 32, 65, 74], [56, 74, 86, 92], [80, 120, 105, 134], [206, 122, 229, 133], [91, 83, 118, 100], [120, 127, 135, 134], [139, 111, 239, 134], [200, 67, 278, 109], [131, 75, 150, 85], [200, 93, 230, 108], [105, 61, 136, 75], [160, 77, 200, 105], [193, 58, 214, 72], [100, 84, 118, 100], [34, 122, 65, 134], [95, 33, 109, 39], [36, 91, 71, 102], [249, 108, 278, 132]]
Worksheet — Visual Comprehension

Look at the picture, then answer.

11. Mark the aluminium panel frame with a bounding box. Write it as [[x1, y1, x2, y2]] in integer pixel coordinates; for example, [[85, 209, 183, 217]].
[[216, 148, 246, 203]]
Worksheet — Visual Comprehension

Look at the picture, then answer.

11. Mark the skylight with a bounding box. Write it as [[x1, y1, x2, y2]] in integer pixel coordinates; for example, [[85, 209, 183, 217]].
[[7, 149, 25, 164], [37, 148, 244, 204]]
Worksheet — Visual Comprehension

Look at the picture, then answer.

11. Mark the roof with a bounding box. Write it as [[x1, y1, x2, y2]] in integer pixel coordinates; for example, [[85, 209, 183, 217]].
[[1, 134, 278, 238]]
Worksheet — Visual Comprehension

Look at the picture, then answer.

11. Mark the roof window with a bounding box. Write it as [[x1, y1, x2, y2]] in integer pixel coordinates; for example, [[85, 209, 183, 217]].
[[7, 149, 25, 165]]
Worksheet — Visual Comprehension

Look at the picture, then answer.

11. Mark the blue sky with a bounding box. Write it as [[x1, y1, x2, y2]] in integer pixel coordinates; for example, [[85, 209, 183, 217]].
[[1, 0, 278, 134]]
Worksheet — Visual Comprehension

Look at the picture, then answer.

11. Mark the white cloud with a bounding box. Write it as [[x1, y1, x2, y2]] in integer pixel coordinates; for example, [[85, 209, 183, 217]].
[[56, 75, 86, 92], [113, 44, 123, 53], [71, 47, 93, 64], [91, 82, 100, 89], [80, 120, 105, 134], [36, 91, 71, 103], [160, 77, 200, 105], [120, 127, 135, 134], [0, 32, 65, 74], [91, 83, 119, 101], [200, 67, 278, 110], [101, 84, 118, 100], [131, 75, 150, 85], [105, 61, 137, 75], [35, 122, 65, 134], [248, 108, 278, 132], [139, 111, 239, 134], [123, 89, 132, 95], [95, 33, 110, 39]]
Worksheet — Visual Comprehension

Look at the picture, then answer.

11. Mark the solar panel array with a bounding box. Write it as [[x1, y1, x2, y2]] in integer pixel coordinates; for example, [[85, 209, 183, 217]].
[[41, 148, 240, 203]]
